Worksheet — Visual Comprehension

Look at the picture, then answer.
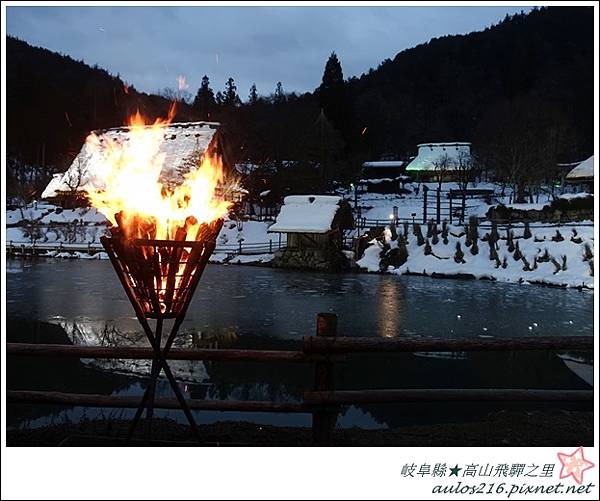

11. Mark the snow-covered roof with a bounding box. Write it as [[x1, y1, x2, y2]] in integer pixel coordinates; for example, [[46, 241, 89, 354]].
[[358, 175, 411, 185], [268, 195, 343, 234], [42, 174, 66, 199], [405, 142, 471, 172], [362, 161, 405, 168], [41, 121, 220, 198], [566, 156, 594, 180]]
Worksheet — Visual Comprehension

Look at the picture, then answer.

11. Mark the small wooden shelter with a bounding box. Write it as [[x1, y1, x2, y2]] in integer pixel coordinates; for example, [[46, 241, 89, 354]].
[[268, 195, 354, 271]]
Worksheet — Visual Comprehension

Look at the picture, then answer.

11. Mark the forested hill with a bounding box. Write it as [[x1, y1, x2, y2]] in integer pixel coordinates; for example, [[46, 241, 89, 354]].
[[6, 36, 195, 169], [346, 6, 593, 158], [6, 6, 594, 197]]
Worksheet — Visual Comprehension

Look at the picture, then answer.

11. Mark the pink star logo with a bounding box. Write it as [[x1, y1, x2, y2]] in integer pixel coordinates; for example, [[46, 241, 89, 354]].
[[557, 447, 595, 484]]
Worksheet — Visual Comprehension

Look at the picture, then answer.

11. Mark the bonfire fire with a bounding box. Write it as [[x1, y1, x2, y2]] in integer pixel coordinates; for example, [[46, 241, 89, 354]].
[[92, 109, 229, 317], [87, 109, 230, 241]]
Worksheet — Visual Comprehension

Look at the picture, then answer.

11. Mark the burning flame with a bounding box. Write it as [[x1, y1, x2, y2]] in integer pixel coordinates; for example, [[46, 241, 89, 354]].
[[86, 109, 230, 241]]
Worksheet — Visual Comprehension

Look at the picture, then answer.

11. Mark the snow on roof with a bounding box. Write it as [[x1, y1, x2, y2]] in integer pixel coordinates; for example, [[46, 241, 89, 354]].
[[268, 195, 342, 234], [566, 156, 594, 180], [405, 142, 471, 172], [41, 121, 219, 198], [358, 175, 411, 184], [41, 174, 67, 199], [362, 161, 405, 168]]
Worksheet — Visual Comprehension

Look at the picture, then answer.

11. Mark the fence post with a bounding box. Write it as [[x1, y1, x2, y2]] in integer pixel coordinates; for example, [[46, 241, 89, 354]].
[[423, 186, 428, 224], [449, 196, 453, 224], [312, 312, 338, 445], [436, 188, 441, 224]]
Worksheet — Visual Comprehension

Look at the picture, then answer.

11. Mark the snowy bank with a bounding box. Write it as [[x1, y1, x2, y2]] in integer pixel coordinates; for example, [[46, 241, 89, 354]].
[[356, 221, 594, 289]]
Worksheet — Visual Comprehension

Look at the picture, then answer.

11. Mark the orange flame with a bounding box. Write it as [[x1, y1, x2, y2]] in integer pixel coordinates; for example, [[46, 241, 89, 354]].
[[86, 110, 230, 241]]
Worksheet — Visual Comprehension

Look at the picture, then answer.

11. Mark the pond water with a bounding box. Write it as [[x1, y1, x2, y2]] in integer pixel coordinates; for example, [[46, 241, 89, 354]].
[[6, 258, 594, 430]]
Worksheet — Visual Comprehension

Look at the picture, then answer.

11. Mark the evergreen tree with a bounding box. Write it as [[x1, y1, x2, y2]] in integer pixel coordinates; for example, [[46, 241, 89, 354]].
[[413, 223, 425, 246], [424, 238, 433, 256], [223, 77, 241, 108], [513, 241, 522, 261], [192, 75, 216, 120], [318, 52, 350, 141], [302, 109, 345, 188], [273, 81, 286, 104], [454, 242, 465, 263], [248, 83, 258, 105]]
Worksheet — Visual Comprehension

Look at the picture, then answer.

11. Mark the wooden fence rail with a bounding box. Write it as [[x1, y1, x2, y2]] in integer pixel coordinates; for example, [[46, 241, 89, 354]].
[[303, 335, 593, 354], [6, 343, 314, 363], [303, 389, 593, 405], [8, 390, 309, 414], [7, 315, 593, 444], [7, 240, 286, 257]]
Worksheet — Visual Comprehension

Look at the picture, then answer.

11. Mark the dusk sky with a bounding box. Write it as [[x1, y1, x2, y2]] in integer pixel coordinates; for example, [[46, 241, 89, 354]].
[[7, 5, 532, 98]]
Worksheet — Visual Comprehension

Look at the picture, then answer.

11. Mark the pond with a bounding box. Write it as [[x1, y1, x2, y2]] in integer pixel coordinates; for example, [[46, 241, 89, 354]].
[[6, 258, 594, 430]]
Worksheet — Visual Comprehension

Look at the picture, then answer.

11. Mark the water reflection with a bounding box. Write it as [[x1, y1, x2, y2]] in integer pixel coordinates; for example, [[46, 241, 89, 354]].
[[59, 320, 246, 384], [6, 259, 594, 430], [377, 279, 404, 338]]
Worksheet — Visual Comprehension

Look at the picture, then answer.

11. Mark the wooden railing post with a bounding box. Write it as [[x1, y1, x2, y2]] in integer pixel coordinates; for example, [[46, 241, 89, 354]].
[[312, 312, 338, 445]]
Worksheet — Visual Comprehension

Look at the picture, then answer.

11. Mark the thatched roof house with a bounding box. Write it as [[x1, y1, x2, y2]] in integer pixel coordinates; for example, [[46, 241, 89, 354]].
[[41, 121, 230, 202]]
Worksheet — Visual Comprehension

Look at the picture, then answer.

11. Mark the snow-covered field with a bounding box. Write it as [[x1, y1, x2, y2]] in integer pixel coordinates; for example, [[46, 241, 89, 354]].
[[356, 221, 594, 289], [5, 183, 595, 289], [5, 204, 280, 265], [344, 181, 581, 223]]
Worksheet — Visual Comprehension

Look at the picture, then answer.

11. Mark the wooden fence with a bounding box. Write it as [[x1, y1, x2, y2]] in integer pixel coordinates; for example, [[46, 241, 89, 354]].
[[7, 239, 286, 258], [7, 313, 593, 444]]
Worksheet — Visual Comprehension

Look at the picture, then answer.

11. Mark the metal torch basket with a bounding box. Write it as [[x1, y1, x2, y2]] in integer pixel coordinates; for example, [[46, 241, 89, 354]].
[[100, 218, 223, 442]]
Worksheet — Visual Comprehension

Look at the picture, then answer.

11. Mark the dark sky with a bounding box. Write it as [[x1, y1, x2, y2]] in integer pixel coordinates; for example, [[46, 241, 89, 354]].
[[7, 5, 531, 98]]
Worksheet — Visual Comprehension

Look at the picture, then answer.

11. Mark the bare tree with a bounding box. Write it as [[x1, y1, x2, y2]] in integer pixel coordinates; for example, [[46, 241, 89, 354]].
[[455, 150, 476, 192], [432, 153, 453, 190], [158, 87, 193, 104], [63, 158, 86, 194], [475, 97, 571, 203]]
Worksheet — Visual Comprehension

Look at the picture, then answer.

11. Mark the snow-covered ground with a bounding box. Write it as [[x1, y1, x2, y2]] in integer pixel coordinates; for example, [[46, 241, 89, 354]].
[[6, 203, 281, 265], [5, 182, 595, 289], [343, 181, 590, 223], [356, 221, 594, 289]]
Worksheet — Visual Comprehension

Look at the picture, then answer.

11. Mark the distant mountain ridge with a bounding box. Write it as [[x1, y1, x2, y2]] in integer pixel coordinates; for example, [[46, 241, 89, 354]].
[[6, 6, 594, 178], [345, 6, 593, 158], [6, 36, 196, 169]]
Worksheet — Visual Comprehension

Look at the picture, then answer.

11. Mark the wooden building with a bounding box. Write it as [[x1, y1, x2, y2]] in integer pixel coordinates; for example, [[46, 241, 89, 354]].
[[358, 161, 411, 194], [41, 121, 240, 206], [268, 195, 354, 271], [404, 142, 472, 182], [564, 156, 594, 193]]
